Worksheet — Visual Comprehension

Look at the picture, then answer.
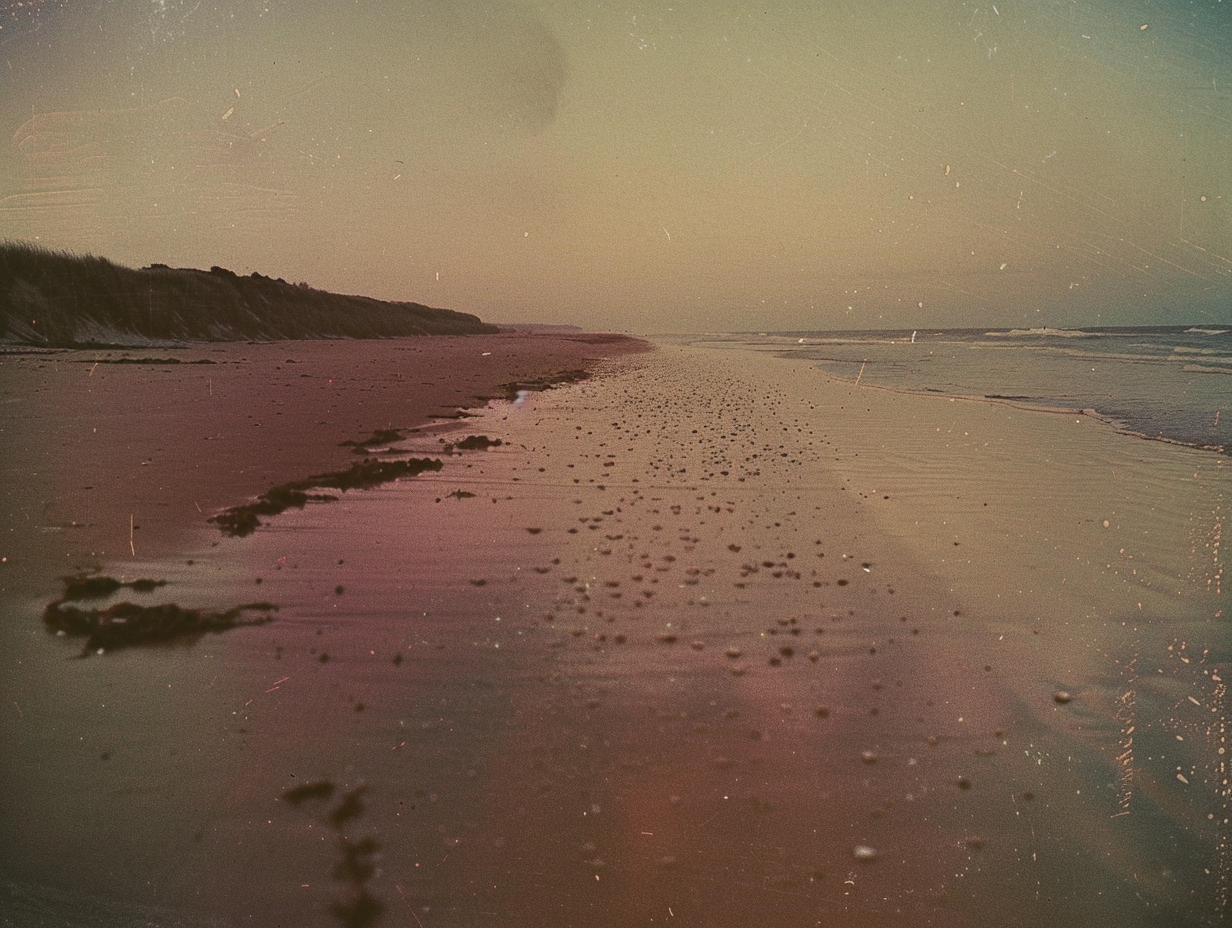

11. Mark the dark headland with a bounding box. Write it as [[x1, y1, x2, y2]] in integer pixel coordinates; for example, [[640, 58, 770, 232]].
[[0, 240, 497, 347]]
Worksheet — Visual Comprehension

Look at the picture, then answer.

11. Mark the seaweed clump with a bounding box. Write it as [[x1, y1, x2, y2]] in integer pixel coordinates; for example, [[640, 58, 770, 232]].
[[445, 434, 503, 452], [339, 429, 405, 453], [211, 457, 443, 537], [44, 574, 276, 655], [499, 368, 591, 398], [59, 574, 166, 600], [84, 357, 217, 365], [281, 781, 384, 928]]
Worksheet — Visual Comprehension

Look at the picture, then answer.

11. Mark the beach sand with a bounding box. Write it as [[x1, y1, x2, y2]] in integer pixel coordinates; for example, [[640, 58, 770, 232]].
[[0, 333, 641, 598], [1, 337, 1225, 927]]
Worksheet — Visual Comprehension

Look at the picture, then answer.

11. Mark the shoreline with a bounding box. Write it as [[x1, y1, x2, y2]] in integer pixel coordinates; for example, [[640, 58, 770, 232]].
[[0, 332, 647, 602], [811, 368, 1232, 457], [731, 339, 1231, 459], [672, 332, 1231, 459]]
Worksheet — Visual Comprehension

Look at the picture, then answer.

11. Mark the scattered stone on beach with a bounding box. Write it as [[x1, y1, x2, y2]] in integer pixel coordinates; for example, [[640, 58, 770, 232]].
[[1054, 690, 1073, 704], [853, 845, 878, 862]]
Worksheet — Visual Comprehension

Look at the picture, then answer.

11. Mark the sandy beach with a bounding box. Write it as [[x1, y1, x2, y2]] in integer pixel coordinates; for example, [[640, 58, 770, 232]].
[[0, 333, 642, 600], [1, 337, 1225, 928]]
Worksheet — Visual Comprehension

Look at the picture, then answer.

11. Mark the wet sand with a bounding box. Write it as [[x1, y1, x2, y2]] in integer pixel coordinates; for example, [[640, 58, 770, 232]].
[[1, 338, 1226, 928], [0, 333, 640, 599]]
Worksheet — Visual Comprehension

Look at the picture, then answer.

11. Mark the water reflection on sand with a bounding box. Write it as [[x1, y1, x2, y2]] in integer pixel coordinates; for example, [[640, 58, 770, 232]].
[[6, 341, 1226, 928]]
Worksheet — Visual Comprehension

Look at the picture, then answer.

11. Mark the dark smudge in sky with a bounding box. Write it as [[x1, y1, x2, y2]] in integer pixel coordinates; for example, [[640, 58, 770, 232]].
[[0, 0, 1229, 331]]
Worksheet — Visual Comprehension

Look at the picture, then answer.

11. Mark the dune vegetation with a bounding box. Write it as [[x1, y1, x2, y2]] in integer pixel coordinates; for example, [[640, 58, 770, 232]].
[[0, 240, 497, 347]]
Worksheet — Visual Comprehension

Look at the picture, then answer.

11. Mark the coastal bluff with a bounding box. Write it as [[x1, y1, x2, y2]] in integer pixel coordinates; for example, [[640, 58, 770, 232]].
[[0, 241, 497, 347]]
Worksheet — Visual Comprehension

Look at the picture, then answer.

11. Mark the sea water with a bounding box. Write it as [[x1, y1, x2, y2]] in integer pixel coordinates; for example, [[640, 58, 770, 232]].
[[718, 326, 1231, 455]]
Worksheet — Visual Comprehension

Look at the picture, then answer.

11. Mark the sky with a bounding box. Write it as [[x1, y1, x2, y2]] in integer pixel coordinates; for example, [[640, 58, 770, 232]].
[[0, 0, 1229, 333]]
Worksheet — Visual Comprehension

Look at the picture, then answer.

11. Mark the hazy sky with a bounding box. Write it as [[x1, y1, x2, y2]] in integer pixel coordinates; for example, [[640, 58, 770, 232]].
[[1, 0, 1229, 332]]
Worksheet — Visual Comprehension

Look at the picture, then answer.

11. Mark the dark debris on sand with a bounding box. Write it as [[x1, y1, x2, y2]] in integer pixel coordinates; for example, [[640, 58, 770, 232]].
[[498, 368, 592, 398], [339, 429, 405, 453], [44, 574, 277, 655], [444, 434, 504, 453], [280, 781, 384, 928], [211, 457, 444, 536], [58, 574, 167, 600]]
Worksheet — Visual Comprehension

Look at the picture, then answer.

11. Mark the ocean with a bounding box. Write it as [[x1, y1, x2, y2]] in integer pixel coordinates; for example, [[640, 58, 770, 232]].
[[709, 326, 1231, 455]]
